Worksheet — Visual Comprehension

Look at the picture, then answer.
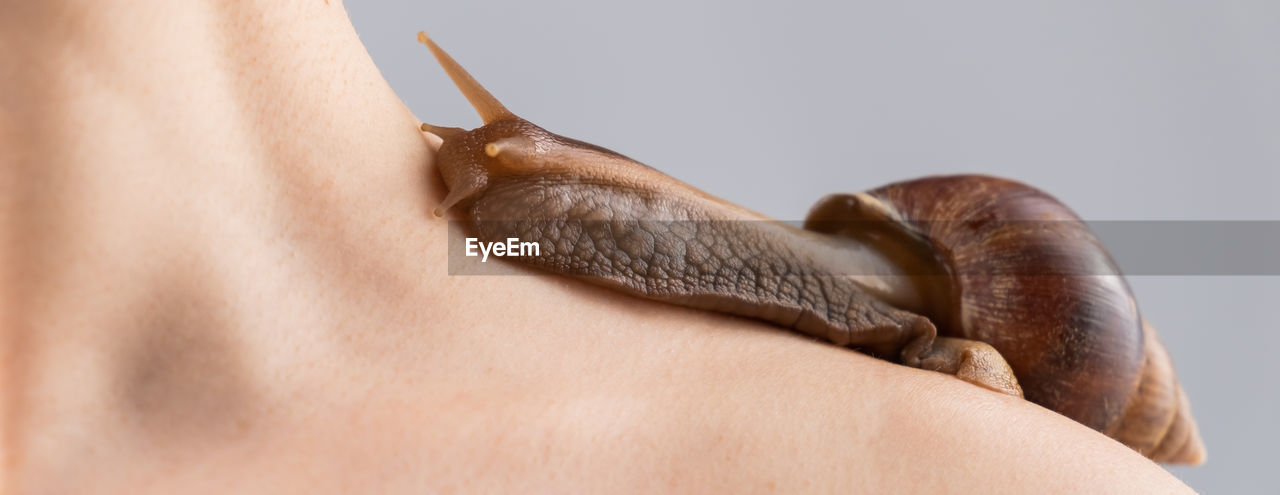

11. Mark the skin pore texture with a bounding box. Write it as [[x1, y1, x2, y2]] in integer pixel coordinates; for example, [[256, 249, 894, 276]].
[[1, 1, 1193, 493]]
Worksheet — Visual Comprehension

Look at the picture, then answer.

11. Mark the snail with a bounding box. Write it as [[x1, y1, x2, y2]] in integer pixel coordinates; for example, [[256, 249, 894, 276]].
[[414, 32, 1205, 464]]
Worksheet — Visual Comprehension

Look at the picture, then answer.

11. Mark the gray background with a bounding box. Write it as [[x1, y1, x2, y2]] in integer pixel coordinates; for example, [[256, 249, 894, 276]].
[[348, 1, 1279, 492]]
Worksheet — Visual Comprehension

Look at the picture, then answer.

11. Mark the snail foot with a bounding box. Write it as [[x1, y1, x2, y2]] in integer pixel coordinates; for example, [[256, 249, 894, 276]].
[[919, 337, 1024, 398]]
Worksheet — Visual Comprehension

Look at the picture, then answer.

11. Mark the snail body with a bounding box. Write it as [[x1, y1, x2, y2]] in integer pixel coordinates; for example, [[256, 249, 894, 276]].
[[416, 32, 1203, 464], [422, 36, 1021, 397]]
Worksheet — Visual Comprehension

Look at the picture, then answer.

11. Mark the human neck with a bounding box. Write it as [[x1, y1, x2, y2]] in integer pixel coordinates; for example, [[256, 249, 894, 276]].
[[2, 0, 434, 195], [2, 0, 446, 328]]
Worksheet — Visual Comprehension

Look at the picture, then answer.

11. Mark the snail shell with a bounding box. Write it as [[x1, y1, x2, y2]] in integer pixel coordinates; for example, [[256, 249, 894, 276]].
[[804, 175, 1205, 464]]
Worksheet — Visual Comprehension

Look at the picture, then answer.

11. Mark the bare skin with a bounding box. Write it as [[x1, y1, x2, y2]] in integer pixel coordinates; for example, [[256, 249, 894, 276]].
[[1, 1, 1193, 493]]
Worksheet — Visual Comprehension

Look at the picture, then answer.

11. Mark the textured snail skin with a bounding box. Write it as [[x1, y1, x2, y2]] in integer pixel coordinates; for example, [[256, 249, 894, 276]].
[[416, 32, 1201, 464], [805, 177, 1204, 463], [440, 118, 1022, 398]]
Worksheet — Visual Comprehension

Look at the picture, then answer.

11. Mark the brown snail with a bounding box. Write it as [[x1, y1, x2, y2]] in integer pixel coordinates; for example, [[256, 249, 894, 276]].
[[415, 32, 1205, 464]]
